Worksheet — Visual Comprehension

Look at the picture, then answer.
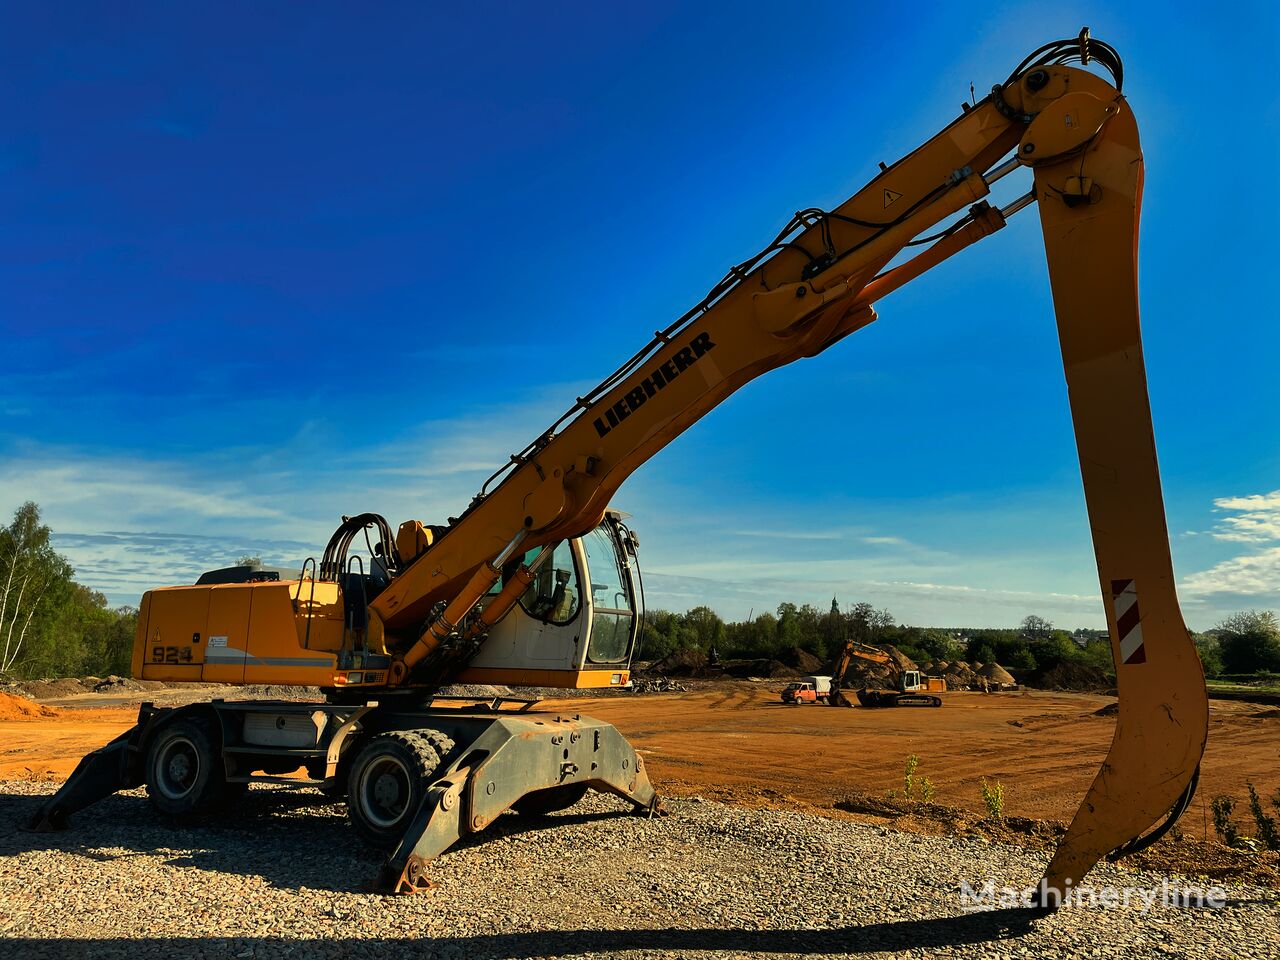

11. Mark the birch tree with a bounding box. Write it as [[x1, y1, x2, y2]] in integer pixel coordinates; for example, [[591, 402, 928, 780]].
[[0, 502, 72, 677]]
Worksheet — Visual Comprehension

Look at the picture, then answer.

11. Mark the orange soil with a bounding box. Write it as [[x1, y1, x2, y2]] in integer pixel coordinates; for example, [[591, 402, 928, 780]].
[[2, 686, 1276, 843], [0, 691, 62, 721]]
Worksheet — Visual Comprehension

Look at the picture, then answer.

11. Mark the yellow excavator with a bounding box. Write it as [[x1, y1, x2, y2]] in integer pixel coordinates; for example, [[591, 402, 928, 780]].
[[827, 640, 947, 708], [34, 30, 1207, 908]]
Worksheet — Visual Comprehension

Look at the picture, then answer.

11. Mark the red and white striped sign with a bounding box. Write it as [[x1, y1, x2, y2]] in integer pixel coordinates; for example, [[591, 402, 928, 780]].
[[1111, 578, 1146, 665]]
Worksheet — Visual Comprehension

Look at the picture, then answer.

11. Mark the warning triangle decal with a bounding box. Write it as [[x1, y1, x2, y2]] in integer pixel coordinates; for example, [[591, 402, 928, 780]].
[[883, 188, 903, 208]]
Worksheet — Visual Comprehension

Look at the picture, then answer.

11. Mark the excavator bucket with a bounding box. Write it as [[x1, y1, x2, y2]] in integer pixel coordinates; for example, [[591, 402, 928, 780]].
[[1029, 81, 1208, 903]]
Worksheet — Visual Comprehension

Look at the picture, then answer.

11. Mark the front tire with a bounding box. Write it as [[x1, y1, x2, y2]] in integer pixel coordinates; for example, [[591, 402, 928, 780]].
[[346, 729, 454, 849], [145, 716, 234, 816]]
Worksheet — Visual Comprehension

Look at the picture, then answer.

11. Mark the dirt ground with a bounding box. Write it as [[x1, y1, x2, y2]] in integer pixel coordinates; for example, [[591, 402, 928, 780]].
[[3, 682, 1278, 873]]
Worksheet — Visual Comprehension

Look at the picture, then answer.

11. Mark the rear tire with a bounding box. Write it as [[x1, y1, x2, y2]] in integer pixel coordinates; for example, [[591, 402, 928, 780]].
[[512, 782, 589, 817], [346, 729, 454, 850], [145, 716, 235, 816]]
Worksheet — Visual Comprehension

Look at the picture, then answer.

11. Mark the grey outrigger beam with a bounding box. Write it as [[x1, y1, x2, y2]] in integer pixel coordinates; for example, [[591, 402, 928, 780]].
[[381, 712, 659, 893]]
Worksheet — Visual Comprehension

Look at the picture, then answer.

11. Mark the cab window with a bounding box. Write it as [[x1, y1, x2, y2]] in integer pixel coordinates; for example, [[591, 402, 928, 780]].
[[518, 540, 580, 624]]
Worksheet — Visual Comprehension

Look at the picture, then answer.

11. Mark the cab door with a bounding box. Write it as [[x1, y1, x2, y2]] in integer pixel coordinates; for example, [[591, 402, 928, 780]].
[[580, 523, 636, 667]]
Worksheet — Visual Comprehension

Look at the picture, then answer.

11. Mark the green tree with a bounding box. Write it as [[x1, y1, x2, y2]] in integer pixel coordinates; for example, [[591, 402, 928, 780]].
[[973, 643, 998, 665], [1009, 644, 1038, 671], [775, 602, 802, 653], [1216, 611, 1280, 674], [682, 605, 725, 651], [1078, 637, 1117, 677], [847, 602, 874, 644], [1020, 614, 1053, 639], [0, 502, 73, 677], [1193, 633, 1224, 677], [868, 608, 896, 641]]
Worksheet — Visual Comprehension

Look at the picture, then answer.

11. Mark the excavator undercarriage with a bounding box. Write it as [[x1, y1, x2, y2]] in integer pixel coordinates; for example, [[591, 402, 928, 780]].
[[31, 696, 658, 894]]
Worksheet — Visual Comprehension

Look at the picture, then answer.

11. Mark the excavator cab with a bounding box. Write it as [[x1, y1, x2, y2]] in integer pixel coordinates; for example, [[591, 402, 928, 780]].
[[458, 511, 644, 688]]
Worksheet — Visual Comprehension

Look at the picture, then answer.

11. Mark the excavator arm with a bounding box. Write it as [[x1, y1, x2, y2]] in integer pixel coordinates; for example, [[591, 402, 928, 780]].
[[372, 31, 1207, 900]]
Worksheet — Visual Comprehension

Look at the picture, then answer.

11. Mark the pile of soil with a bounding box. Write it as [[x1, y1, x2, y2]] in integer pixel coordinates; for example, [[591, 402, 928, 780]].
[[1032, 661, 1112, 692], [0, 691, 61, 721], [943, 662, 978, 690], [92, 676, 169, 693], [883, 645, 918, 673], [722, 659, 802, 679], [776, 646, 824, 674], [3, 678, 95, 699], [977, 662, 1017, 687], [651, 648, 709, 677]]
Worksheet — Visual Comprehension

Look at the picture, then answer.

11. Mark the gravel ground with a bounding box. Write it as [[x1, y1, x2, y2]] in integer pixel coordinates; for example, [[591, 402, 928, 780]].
[[1, 781, 1276, 959]]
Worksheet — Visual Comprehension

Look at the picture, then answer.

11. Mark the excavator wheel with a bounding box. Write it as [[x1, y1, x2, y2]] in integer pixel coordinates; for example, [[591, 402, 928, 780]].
[[346, 729, 455, 850], [511, 782, 590, 817], [145, 716, 241, 816]]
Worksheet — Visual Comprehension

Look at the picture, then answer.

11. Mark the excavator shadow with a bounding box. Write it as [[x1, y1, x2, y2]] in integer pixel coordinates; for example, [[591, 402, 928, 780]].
[[0, 911, 1047, 958], [0, 786, 641, 893]]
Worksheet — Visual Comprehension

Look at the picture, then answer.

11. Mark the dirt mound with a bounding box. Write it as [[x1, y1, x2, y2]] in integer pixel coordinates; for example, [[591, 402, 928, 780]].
[[722, 659, 802, 679], [92, 675, 169, 693], [761, 659, 803, 678], [1032, 661, 1111, 692], [651, 648, 709, 677], [0, 690, 62, 721], [776, 647, 824, 673], [943, 663, 977, 690], [882, 645, 917, 673], [977, 662, 1016, 686], [7, 678, 94, 699]]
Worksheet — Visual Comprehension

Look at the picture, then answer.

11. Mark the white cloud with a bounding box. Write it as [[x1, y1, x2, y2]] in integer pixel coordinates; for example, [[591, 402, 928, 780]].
[[1181, 546, 1280, 598], [1178, 489, 1280, 608], [0, 379, 590, 606], [1208, 489, 1280, 543], [0, 457, 284, 528]]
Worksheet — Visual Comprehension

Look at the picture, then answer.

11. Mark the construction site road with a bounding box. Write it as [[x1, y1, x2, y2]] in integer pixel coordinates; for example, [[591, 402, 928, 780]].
[[4, 684, 1277, 839]]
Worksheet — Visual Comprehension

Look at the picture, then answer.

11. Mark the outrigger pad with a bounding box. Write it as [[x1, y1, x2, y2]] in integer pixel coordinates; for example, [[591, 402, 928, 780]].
[[381, 713, 659, 893]]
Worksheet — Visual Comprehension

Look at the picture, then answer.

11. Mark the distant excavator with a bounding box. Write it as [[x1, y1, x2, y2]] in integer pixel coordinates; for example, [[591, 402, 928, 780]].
[[829, 640, 946, 708]]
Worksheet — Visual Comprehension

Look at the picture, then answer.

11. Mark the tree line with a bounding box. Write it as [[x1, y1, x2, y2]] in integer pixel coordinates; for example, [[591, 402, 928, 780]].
[[3, 500, 1278, 681], [0, 502, 137, 679], [640, 601, 1280, 679]]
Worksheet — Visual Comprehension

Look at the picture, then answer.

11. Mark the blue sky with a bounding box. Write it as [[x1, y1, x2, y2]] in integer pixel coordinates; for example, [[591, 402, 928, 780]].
[[2, 2, 1277, 630]]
